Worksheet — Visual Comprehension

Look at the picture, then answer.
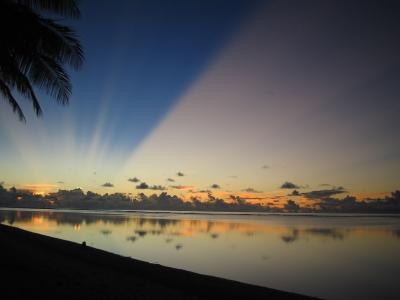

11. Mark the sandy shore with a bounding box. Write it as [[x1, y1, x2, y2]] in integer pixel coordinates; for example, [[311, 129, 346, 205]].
[[0, 224, 316, 299]]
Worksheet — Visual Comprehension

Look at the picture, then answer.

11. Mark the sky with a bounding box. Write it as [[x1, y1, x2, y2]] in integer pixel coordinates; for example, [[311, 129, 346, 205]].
[[0, 0, 399, 203]]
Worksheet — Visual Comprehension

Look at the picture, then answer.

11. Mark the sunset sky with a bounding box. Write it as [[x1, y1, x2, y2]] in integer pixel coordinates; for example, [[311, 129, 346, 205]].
[[0, 0, 399, 203]]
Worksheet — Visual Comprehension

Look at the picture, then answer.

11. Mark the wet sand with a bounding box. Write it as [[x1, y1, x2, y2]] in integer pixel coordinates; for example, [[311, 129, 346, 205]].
[[0, 224, 316, 299]]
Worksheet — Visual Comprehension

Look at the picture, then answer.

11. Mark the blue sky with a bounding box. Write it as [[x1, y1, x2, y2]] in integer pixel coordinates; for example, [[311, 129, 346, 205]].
[[0, 0, 399, 202], [65, 0, 262, 153]]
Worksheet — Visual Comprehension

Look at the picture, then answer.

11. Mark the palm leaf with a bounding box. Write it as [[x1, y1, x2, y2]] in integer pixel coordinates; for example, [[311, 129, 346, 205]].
[[0, 0, 83, 120], [0, 79, 26, 122], [15, 0, 80, 18]]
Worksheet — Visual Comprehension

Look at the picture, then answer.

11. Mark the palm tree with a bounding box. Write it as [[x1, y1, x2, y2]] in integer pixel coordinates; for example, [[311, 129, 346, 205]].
[[0, 0, 83, 121]]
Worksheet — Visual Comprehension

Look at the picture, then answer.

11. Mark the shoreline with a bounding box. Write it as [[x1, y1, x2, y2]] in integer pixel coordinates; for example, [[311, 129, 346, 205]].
[[0, 223, 316, 299], [1, 206, 400, 218]]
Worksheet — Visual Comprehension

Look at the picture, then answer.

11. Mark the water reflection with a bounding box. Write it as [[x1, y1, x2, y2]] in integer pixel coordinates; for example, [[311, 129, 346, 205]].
[[210, 233, 219, 239], [126, 236, 137, 242], [281, 229, 299, 243], [393, 229, 400, 238], [281, 228, 345, 244], [1, 208, 400, 300], [2, 210, 397, 242]]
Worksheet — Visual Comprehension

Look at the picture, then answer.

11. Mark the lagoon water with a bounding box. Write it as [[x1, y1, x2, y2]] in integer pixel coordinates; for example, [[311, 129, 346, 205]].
[[1, 208, 399, 299]]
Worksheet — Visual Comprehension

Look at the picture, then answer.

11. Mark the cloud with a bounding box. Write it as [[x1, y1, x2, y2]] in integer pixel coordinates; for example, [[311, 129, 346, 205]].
[[57, 181, 65, 184], [261, 165, 269, 169], [228, 175, 238, 178], [171, 185, 193, 190], [167, 178, 175, 182], [134, 181, 166, 190], [136, 182, 149, 189], [280, 181, 299, 189], [291, 190, 300, 196], [319, 183, 332, 187], [284, 199, 300, 211], [231, 195, 265, 200], [128, 177, 140, 183], [302, 187, 346, 199], [210, 184, 220, 189], [190, 189, 211, 193], [101, 182, 114, 188], [242, 188, 262, 193], [177, 172, 184, 177], [149, 185, 167, 191]]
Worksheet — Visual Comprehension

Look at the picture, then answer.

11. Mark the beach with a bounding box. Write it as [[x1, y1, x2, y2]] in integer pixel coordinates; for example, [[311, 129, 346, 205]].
[[0, 223, 313, 299]]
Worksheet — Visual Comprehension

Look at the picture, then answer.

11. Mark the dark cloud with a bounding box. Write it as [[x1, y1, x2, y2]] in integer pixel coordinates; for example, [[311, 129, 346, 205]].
[[1, 186, 399, 213], [228, 175, 238, 178], [101, 182, 114, 188], [149, 185, 167, 191], [171, 185, 193, 190], [136, 182, 149, 189], [128, 177, 140, 183], [232, 195, 265, 200], [57, 181, 65, 184], [166, 178, 175, 182], [177, 172, 184, 177], [280, 181, 299, 189], [302, 187, 346, 199], [291, 190, 300, 196], [284, 200, 300, 212], [211, 184, 220, 189], [261, 165, 269, 169], [319, 183, 332, 187], [191, 189, 211, 193], [136, 183, 166, 191], [242, 188, 262, 193]]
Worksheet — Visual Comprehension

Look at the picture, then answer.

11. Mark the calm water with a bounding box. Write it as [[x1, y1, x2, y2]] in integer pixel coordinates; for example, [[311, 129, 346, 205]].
[[1, 208, 399, 299]]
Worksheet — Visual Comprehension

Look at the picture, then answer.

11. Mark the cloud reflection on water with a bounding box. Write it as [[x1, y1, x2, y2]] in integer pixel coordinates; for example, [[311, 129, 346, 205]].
[[1, 210, 399, 243], [1, 209, 400, 300]]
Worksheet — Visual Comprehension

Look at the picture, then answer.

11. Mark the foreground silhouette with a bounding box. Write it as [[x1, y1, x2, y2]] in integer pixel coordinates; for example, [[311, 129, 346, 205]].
[[0, 0, 83, 121], [1, 184, 400, 213], [0, 224, 316, 299]]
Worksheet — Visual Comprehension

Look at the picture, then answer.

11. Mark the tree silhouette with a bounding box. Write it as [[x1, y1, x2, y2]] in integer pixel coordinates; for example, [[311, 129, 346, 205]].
[[0, 0, 83, 121]]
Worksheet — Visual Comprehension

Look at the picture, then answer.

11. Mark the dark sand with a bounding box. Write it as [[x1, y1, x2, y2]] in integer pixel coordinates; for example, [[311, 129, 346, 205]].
[[0, 224, 317, 299]]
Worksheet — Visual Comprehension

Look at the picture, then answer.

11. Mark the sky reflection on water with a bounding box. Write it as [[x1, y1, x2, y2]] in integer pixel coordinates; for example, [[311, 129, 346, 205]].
[[1, 209, 400, 300]]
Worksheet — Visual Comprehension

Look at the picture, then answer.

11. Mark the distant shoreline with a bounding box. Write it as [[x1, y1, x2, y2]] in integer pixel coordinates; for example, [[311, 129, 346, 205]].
[[0, 223, 316, 299], [1, 206, 400, 218]]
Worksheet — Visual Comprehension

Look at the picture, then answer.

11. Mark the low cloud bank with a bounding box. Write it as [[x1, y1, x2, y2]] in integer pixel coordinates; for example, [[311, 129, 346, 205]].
[[0, 184, 399, 213]]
